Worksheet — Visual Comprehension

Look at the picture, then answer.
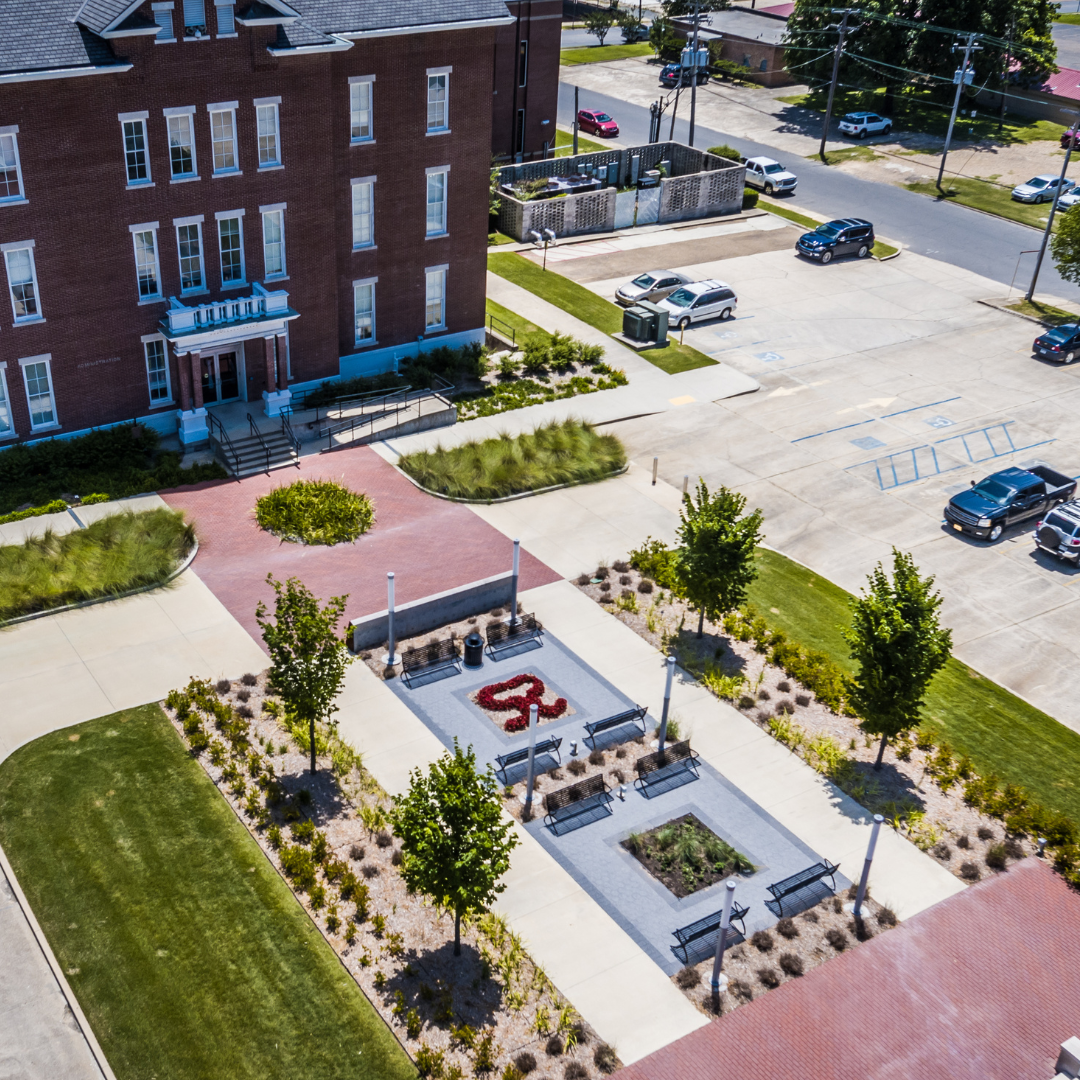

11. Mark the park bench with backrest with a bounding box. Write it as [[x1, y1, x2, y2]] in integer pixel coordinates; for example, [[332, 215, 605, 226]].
[[486, 613, 543, 657], [672, 903, 750, 956], [584, 705, 647, 746], [543, 772, 611, 829], [633, 739, 700, 792], [401, 637, 461, 685], [495, 736, 562, 781], [766, 860, 839, 915]]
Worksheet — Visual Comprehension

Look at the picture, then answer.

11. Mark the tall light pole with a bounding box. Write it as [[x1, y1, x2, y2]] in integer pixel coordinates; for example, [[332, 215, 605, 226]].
[[818, 8, 857, 163], [1026, 115, 1080, 303], [937, 33, 982, 192], [688, 0, 703, 148]]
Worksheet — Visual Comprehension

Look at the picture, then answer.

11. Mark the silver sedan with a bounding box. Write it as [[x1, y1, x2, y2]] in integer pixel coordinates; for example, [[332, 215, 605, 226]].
[[615, 270, 693, 307]]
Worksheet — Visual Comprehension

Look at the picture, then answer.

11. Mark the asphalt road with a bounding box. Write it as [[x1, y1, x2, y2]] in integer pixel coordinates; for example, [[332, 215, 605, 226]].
[[557, 80, 1080, 300]]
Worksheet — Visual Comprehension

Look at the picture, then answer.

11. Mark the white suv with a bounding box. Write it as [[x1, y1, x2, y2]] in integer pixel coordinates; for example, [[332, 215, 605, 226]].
[[657, 280, 737, 330], [744, 156, 797, 195], [838, 111, 892, 139]]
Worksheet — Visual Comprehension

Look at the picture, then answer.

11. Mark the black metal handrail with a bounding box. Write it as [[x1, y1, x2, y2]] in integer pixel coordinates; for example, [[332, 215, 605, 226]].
[[206, 411, 242, 481], [289, 377, 407, 413], [486, 313, 516, 348], [280, 410, 302, 465], [324, 387, 412, 451], [246, 412, 271, 474]]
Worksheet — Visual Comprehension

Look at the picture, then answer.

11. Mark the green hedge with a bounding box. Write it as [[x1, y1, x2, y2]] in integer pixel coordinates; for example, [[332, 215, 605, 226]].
[[743, 187, 759, 210]]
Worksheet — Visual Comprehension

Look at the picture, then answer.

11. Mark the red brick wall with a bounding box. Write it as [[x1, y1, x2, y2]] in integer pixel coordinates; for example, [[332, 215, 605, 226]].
[[0, 16, 495, 441]]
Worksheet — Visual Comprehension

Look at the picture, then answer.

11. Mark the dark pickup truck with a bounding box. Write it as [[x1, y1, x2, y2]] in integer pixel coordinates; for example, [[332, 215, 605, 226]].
[[944, 464, 1076, 541]]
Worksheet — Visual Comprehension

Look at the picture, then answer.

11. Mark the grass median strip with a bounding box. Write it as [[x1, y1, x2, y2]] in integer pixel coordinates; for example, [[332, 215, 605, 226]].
[[554, 128, 611, 156], [747, 547, 1080, 822], [488, 251, 716, 374], [905, 176, 1055, 229], [0, 705, 414, 1080], [560, 43, 653, 65], [1003, 298, 1079, 326]]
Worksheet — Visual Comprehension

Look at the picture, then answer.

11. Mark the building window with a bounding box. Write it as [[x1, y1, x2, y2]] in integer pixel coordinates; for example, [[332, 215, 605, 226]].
[[152, 2, 175, 40], [144, 339, 171, 403], [209, 106, 238, 174], [175, 221, 204, 292], [217, 214, 245, 284], [256, 103, 281, 168], [21, 357, 56, 430], [121, 119, 151, 185], [425, 267, 446, 330], [131, 227, 162, 300], [0, 130, 25, 201], [352, 179, 374, 249], [354, 281, 375, 344], [183, 0, 207, 36], [216, 1, 235, 34], [261, 207, 286, 279], [350, 80, 373, 142], [166, 112, 197, 179], [4, 246, 40, 321], [519, 40, 528, 88], [426, 169, 447, 236], [427, 73, 448, 133], [0, 365, 11, 436]]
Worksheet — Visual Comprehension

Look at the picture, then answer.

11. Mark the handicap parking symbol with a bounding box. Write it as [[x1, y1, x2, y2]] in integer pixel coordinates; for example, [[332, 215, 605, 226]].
[[754, 351, 784, 362]]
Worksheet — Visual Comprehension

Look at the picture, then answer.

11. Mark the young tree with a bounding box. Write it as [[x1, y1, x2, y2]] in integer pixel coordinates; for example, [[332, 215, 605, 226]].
[[1051, 204, 1080, 284], [584, 9, 615, 46], [389, 740, 519, 956], [255, 574, 351, 775], [674, 480, 764, 638], [843, 550, 953, 770], [649, 16, 681, 60]]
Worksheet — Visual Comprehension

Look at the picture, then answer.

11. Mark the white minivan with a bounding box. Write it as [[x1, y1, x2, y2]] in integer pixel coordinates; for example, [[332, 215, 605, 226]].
[[657, 280, 737, 330]]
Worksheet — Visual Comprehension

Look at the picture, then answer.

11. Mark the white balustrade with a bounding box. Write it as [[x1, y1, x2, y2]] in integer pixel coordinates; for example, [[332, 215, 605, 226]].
[[164, 284, 289, 335]]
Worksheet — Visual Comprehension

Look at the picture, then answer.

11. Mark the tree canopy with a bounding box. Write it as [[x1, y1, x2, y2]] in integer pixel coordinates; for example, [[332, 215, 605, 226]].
[[1051, 204, 1080, 285], [583, 9, 615, 46]]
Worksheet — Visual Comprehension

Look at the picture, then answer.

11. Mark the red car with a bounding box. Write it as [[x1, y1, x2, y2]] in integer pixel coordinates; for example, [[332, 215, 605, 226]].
[[577, 109, 619, 138]]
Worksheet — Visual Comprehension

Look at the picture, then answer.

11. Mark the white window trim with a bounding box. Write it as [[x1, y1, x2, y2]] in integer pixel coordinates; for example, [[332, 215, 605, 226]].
[[351, 176, 376, 250], [142, 335, 173, 407], [129, 222, 163, 303], [426, 70, 450, 134], [424, 265, 448, 332], [349, 77, 375, 145], [215, 0, 237, 38], [253, 95, 282, 106], [0, 126, 28, 205], [353, 276, 377, 347], [172, 213, 205, 227], [206, 103, 240, 176], [255, 102, 282, 170], [3, 241, 43, 324], [18, 354, 58, 432], [174, 219, 206, 295], [118, 114, 153, 188], [164, 107, 199, 182], [152, 1, 176, 43], [425, 167, 449, 238], [427, 65, 453, 75], [0, 361, 13, 440], [216, 212, 247, 289], [182, 0, 210, 39], [260, 207, 287, 281]]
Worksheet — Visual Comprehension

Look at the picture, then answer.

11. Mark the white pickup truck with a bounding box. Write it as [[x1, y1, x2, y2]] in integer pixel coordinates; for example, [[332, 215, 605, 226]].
[[743, 156, 797, 196]]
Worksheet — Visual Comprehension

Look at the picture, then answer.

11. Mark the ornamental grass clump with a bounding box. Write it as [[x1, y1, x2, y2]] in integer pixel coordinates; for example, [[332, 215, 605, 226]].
[[398, 419, 626, 501], [0, 508, 194, 622], [255, 479, 374, 545]]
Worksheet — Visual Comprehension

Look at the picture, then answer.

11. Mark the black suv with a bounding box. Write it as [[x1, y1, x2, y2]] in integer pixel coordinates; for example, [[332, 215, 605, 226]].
[[795, 218, 875, 264], [659, 63, 709, 88], [1033, 323, 1080, 363]]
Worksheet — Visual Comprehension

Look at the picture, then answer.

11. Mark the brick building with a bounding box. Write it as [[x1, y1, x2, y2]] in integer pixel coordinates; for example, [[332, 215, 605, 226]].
[[0, 0, 517, 448]]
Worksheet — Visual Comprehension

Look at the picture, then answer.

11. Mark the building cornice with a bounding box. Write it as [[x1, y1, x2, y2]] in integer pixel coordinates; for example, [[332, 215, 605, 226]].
[[340, 15, 514, 40], [0, 63, 134, 85]]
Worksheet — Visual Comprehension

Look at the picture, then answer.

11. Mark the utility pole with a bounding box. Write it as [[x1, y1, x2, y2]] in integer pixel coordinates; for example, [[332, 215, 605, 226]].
[[1026, 115, 1080, 303], [573, 84, 579, 154], [688, 0, 703, 148], [998, 17, 1013, 134], [937, 33, 982, 192], [818, 8, 857, 163]]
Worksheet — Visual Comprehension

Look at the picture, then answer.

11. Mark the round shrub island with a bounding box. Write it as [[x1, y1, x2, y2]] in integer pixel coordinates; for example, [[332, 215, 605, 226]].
[[255, 479, 374, 545]]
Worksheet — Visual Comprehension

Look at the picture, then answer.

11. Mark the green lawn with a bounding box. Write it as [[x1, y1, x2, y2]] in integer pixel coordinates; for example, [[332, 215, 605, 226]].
[[747, 548, 1080, 822], [560, 42, 653, 65], [1004, 298, 1079, 326], [758, 197, 898, 258], [811, 145, 881, 167], [487, 231, 516, 246], [904, 177, 1059, 229], [1056, 10, 1080, 23], [553, 128, 610, 157], [487, 252, 716, 375], [485, 296, 549, 346], [0, 706, 415, 1080]]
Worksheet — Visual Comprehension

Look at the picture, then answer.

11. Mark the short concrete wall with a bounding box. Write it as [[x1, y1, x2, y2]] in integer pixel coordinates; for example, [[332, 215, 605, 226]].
[[350, 403, 456, 446], [350, 571, 514, 651]]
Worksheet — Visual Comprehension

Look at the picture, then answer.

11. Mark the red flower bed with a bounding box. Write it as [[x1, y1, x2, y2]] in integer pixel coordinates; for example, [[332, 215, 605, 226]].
[[476, 673, 568, 733]]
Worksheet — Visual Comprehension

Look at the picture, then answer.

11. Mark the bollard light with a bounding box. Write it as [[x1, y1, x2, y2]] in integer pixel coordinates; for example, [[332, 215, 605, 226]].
[[618, 785, 626, 801], [524, 704, 539, 818], [853, 814, 884, 919], [710, 880, 737, 991], [509, 538, 520, 627], [652, 457, 658, 485], [383, 572, 399, 666], [570, 740, 578, 757], [1038, 837, 1048, 858]]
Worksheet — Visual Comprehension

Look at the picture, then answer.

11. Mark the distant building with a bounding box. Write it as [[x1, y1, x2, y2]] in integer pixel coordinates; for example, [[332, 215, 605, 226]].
[[673, 8, 795, 89]]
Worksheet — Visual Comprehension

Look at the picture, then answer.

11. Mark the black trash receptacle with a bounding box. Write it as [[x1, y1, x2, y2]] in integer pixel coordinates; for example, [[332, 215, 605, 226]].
[[463, 632, 484, 667]]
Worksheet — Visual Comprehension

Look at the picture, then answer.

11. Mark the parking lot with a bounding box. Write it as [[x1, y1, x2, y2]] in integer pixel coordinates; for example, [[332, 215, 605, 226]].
[[555, 230, 1080, 730]]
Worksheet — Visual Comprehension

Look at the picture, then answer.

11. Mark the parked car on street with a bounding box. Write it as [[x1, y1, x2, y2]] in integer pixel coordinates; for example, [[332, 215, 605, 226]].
[[837, 112, 892, 139], [1011, 175, 1075, 203], [659, 62, 709, 88], [743, 156, 797, 195], [795, 218, 875, 263], [1034, 499, 1080, 562], [615, 270, 693, 307], [656, 280, 737, 330], [943, 464, 1076, 541], [1033, 323, 1080, 363], [1062, 130, 1080, 149], [576, 109, 619, 137], [1058, 189, 1080, 209]]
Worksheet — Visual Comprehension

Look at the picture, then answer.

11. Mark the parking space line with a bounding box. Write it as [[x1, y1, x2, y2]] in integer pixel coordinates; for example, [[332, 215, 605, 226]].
[[792, 396, 964, 444]]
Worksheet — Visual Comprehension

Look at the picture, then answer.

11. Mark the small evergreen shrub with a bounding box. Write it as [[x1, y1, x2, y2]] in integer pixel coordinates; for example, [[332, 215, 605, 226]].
[[775, 917, 798, 939], [779, 952, 804, 977], [757, 966, 780, 989]]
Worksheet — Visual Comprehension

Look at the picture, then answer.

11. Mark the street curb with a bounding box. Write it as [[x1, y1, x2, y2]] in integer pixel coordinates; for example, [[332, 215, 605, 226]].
[[977, 296, 1080, 327], [0, 840, 117, 1080], [758, 198, 903, 260]]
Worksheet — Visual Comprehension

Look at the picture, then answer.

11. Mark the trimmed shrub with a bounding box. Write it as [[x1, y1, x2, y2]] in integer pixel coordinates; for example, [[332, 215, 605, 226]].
[[675, 965, 701, 989], [743, 187, 760, 210], [594, 1043, 619, 1075], [757, 966, 780, 989], [775, 917, 799, 939], [255, 479, 374, 545], [513, 1051, 537, 1075], [825, 928, 848, 951], [985, 843, 1008, 870], [779, 952, 804, 977], [750, 929, 774, 952]]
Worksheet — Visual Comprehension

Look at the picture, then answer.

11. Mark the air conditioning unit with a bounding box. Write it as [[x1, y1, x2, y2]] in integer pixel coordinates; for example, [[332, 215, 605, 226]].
[[638, 300, 669, 346], [623, 306, 655, 342]]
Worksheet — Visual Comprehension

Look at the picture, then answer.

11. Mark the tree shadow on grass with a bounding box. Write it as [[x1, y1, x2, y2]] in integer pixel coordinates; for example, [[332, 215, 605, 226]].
[[826, 757, 927, 825]]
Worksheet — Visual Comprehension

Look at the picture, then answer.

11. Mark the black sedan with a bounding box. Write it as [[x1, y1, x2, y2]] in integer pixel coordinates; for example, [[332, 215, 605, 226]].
[[1033, 324, 1080, 363], [795, 218, 875, 264]]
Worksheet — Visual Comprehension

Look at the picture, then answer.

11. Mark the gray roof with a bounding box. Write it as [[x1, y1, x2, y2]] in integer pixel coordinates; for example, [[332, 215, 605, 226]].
[[73, 0, 138, 35], [295, 0, 512, 36], [0, 1, 120, 74]]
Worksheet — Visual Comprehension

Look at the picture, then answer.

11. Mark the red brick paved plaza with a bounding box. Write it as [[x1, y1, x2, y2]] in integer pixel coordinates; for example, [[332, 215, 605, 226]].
[[161, 448, 560, 648]]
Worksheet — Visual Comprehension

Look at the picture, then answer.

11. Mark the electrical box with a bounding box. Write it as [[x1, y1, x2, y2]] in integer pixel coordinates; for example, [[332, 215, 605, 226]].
[[638, 299, 669, 346], [623, 306, 655, 342]]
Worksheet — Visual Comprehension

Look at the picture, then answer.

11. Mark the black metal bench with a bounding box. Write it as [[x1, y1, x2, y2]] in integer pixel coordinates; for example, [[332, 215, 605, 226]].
[[672, 903, 750, 957], [633, 739, 700, 792], [495, 736, 562, 781], [401, 637, 461, 685], [766, 860, 839, 915], [543, 773, 611, 829], [486, 613, 543, 657], [584, 705, 647, 746]]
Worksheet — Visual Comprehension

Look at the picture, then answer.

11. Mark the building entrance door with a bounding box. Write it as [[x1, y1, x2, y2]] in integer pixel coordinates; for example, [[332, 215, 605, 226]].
[[201, 350, 241, 404]]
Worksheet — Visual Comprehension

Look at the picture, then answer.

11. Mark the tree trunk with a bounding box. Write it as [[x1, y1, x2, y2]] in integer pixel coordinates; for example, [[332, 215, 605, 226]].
[[454, 909, 462, 956], [309, 717, 317, 775], [873, 733, 888, 771], [697, 608, 705, 639]]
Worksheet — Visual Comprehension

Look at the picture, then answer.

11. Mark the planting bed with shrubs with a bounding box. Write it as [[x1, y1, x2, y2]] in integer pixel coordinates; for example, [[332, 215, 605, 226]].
[[166, 672, 619, 1080], [254, 478, 375, 546]]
